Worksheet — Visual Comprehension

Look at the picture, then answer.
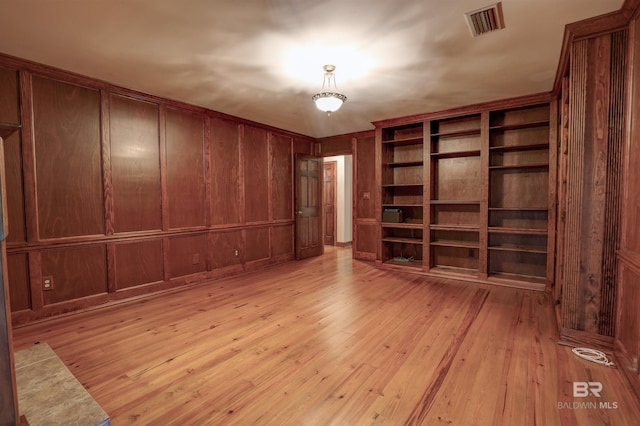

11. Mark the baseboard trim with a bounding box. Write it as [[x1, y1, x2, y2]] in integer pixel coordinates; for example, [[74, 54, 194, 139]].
[[558, 327, 615, 351]]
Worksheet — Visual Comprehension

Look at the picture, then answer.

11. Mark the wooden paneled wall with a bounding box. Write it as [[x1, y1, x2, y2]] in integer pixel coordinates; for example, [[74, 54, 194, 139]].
[[0, 55, 314, 323], [317, 131, 377, 261], [616, 6, 640, 400], [559, 29, 627, 344]]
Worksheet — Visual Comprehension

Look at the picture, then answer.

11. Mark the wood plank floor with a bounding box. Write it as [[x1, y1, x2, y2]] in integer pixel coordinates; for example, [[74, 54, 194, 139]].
[[12, 247, 640, 425]]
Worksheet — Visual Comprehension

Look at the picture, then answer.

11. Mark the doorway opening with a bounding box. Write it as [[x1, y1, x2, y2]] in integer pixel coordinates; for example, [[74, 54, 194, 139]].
[[322, 155, 352, 248]]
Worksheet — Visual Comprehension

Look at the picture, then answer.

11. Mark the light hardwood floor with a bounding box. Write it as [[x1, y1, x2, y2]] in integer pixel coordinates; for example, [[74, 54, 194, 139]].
[[12, 247, 640, 425]]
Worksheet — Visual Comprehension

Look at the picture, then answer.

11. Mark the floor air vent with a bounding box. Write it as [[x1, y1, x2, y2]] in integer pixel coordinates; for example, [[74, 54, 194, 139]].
[[465, 2, 505, 37]]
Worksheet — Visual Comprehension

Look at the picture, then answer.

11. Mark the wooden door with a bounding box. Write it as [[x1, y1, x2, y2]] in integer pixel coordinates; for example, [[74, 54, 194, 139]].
[[295, 155, 323, 260], [323, 161, 337, 246]]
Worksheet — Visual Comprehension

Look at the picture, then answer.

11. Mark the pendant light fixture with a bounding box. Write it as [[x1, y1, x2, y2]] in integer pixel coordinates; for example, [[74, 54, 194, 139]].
[[312, 65, 347, 114]]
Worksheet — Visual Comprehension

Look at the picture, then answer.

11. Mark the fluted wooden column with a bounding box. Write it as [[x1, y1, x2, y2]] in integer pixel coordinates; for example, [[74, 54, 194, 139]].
[[560, 30, 627, 342]]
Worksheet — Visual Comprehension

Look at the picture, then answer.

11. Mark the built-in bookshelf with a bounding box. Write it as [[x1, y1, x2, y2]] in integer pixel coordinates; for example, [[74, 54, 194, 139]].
[[375, 99, 554, 290], [428, 114, 482, 275], [487, 103, 550, 284], [379, 122, 425, 269]]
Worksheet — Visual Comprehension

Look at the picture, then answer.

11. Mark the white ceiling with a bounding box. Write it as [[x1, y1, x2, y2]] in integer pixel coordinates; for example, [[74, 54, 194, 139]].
[[0, 0, 624, 138]]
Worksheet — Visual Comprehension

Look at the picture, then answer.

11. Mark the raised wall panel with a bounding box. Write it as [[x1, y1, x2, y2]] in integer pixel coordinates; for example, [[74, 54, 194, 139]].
[[270, 133, 293, 221], [33, 76, 103, 239], [210, 230, 242, 269], [0, 68, 25, 243], [319, 134, 352, 156], [168, 234, 207, 278], [0, 54, 315, 323], [622, 20, 640, 255], [243, 125, 269, 223], [115, 240, 164, 289], [356, 223, 377, 255], [110, 95, 162, 233], [245, 227, 270, 262], [41, 246, 107, 305], [293, 137, 314, 155], [616, 261, 640, 376], [166, 108, 206, 229], [272, 224, 293, 257], [354, 135, 377, 259], [631, 127, 640, 257], [4, 130, 25, 243], [0, 67, 19, 124], [210, 117, 241, 226], [356, 135, 376, 220], [7, 254, 29, 311]]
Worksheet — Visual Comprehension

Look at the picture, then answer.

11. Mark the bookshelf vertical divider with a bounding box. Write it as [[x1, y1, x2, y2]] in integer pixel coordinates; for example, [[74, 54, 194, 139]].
[[546, 99, 559, 286], [479, 111, 490, 279], [423, 123, 432, 271]]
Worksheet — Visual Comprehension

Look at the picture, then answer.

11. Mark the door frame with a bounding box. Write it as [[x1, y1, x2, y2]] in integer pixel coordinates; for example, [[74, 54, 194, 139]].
[[322, 160, 338, 246]]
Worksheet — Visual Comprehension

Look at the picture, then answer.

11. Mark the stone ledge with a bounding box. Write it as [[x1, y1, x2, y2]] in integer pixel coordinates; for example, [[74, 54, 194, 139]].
[[15, 343, 109, 426]]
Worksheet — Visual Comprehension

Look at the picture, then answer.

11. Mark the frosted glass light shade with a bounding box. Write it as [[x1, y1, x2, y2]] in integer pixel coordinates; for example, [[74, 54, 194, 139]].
[[312, 92, 347, 112]]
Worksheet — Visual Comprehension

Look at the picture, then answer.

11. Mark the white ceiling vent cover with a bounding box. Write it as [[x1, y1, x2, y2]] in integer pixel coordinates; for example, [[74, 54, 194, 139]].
[[465, 2, 505, 37]]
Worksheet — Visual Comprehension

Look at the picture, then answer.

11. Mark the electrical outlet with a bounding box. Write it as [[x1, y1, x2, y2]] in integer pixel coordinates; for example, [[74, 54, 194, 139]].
[[192, 253, 200, 264], [43, 275, 54, 291], [234, 249, 239, 257]]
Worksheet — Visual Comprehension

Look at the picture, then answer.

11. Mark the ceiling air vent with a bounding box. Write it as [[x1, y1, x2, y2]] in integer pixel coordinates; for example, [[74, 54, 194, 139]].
[[465, 2, 505, 37]]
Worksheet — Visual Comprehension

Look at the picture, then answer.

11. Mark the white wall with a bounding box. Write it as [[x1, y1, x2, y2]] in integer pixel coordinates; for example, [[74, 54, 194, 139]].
[[324, 155, 352, 244]]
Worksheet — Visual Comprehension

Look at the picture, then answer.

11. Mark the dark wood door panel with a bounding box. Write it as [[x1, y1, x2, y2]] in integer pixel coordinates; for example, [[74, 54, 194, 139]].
[[110, 95, 162, 233], [41, 245, 107, 305], [211, 118, 241, 226], [243, 125, 269, 223], [295, 155, 322, 259], [115, 239, 164, 290], [166, 108, 206, 229], [33, 76, 103, 239]]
